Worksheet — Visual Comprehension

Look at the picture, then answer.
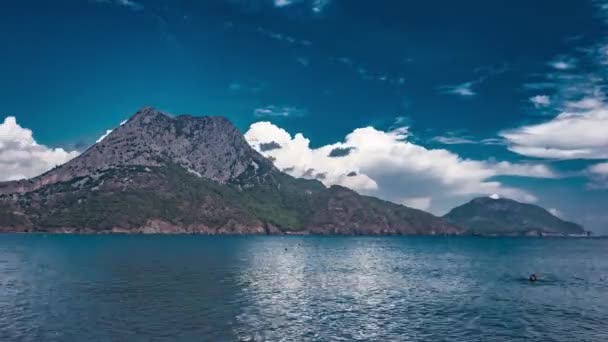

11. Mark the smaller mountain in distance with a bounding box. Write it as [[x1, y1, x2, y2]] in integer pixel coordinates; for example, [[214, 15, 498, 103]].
[[444, 196, 587, 236]]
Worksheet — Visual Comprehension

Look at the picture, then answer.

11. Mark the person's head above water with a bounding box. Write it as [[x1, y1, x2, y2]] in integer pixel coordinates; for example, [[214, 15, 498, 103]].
[[529, 273, 537, 282]]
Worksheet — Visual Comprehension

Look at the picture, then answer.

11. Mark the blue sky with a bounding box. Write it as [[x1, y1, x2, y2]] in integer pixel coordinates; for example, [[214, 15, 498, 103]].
[[1, 0, 608, 233]]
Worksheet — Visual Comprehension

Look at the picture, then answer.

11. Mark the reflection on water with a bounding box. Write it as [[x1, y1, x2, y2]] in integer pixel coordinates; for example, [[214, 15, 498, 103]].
[[0, 235, 607, 341]]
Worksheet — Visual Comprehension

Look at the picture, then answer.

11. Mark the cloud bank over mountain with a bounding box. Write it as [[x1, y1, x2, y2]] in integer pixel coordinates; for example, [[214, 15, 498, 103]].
[[246, 121, 556, 213]]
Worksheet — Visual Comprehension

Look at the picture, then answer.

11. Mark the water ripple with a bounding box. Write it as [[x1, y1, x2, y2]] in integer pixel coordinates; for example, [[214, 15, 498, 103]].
[[0, 235, 606, 341]]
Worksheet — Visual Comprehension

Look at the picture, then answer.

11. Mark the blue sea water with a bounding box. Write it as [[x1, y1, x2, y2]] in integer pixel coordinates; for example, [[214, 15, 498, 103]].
[[0, 235, 606, 342]]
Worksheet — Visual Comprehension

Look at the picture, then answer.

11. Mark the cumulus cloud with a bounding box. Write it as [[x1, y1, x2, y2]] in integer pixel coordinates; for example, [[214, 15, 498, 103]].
[[245, 121, 557, 214], [589, 162, 608, 175], [501, 107, 608, 159], [587, 161, 608, 189], [0, 117, 79, 182]]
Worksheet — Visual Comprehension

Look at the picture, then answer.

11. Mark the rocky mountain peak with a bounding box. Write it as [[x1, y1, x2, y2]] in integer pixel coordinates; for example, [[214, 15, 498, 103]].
[[0, 107, 270, 195]]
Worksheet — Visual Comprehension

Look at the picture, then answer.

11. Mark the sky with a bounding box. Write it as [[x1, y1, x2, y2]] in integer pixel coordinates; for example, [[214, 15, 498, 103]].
[[1, 0, 607, 233]]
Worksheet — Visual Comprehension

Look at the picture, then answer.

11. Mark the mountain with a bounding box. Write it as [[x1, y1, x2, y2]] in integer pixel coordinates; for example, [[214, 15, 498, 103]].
[[443, 197, 586, 236], [0, 107, 461, 235]]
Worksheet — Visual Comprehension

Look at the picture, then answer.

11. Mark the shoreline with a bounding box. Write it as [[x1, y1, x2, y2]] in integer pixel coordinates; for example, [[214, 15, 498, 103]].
[[0, 231, 600, 238]]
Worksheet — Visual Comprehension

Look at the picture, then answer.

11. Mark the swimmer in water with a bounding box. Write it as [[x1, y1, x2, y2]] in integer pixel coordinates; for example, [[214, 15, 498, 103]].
[[529, 273, 537, 282]]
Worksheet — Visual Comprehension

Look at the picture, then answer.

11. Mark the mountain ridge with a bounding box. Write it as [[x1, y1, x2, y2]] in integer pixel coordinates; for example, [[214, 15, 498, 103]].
[[0, 107, 461, 235]]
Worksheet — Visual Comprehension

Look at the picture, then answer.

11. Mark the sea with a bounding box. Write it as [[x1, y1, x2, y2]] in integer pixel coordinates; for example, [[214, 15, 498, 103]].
[[0, 235, 606, 342]]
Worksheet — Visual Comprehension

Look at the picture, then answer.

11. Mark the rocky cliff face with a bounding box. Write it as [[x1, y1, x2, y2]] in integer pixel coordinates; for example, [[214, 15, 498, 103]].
[[443, 197, 585, 236], [0, 107, 461, 235]]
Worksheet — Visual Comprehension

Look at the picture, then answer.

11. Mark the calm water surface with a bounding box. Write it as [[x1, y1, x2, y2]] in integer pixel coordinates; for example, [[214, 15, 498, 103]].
[[0, 235, 606, 341]]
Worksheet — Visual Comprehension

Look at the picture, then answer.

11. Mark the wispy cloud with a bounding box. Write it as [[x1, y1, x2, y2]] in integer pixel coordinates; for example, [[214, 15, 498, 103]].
[[272, 0, 331, 13], [565, 95, 605, 111], [439, 82, 476, 97], [530, 95, 551, 108], [296, 57, 310, 67], [257, 27, 312, 47], [228, 81, 266, 94], [549, 56, 577, 70], [254, 105, 307, 118], [333, 56, 406, 87], [431, 133, 506, 146], [431, 136, 477, 145], [508, 1, 608, 160], [90, 0, 143, 11], [439, 64, 508, 97]]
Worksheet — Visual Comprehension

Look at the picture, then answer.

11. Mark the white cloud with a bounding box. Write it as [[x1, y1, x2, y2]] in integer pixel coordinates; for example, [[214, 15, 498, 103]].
[[440, 82, 476, 97], [0, 117, 79, 182], [513, 1, 608, 160], [565, 96, 604, 111], [548, 208, 563, 218], [254, 106, 307, 118], [589, 162, 608, 175], [312, 0, 330, 12], [550, 61, 574, 70], [439, 64, 508, 98], [587, 161, 608, 189], [549, 56, 576, 70], [530, 95, 551, 108], [116, 0, 143, 10], [431, 136, 477, 145], [432, 135, 506, 146], [245, 122, 557, 214], [480, 138, 506, 145], [274, 0, 295, 7], [90, 0, 143, 11], [501, 106, 608, 159], [272, 0, 330, 12]]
